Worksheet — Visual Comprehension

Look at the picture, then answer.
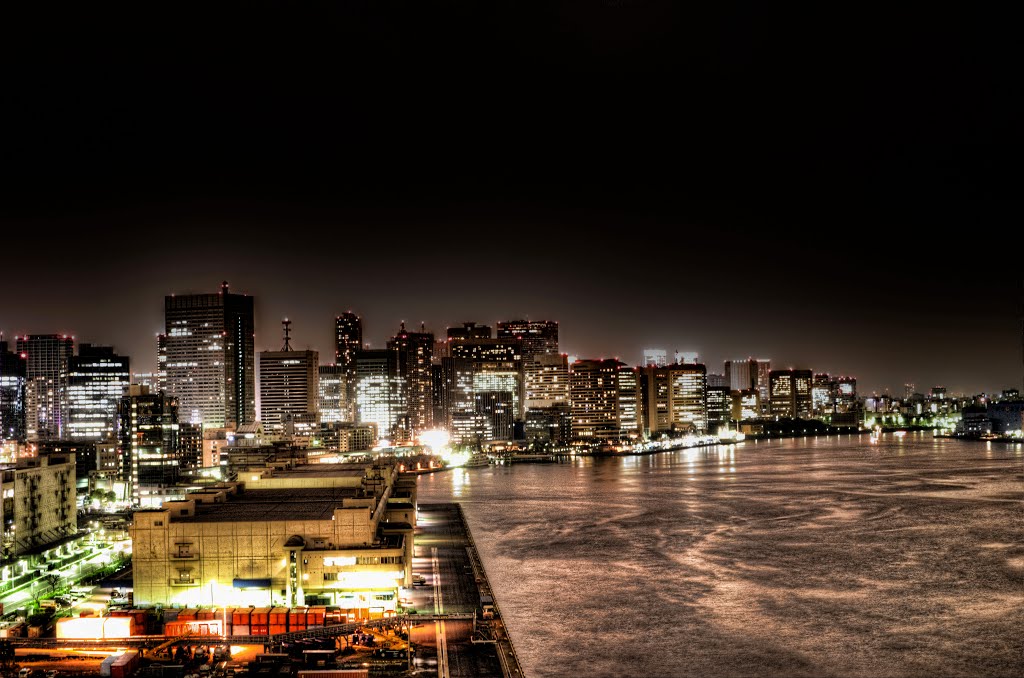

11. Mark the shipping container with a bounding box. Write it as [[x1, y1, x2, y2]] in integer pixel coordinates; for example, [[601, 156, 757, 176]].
[[197, 608, 216, 620], [178, 608, 198, 621], [163, 608, 180, 623], [110, 650, 140, 678], [296, 670, 369, 678], [57, 616, 135, 639], [308, 606, 326, 625], [165, 620, 224, 637], [290, 607, 308, 629], [251, 607, 271, 625], [232, 608, 251, 626], [231, 624, 250, 637]]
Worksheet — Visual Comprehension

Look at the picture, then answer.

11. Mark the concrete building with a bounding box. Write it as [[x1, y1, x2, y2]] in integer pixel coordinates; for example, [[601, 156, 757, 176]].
[[1, 453, 76, 560], [15, 334, 75, 440], [64, 345, 131, 441], [497, 320, 558, 410], [130, 462, 415, 614], [164, 282, 255, 428], [569, 359, 640, 441], [769, 369, 814, 418], [258, 322, 319, 434], [525, 354, 569, 410], [0, 342, 27, 443], [640, 364, 708, 434]]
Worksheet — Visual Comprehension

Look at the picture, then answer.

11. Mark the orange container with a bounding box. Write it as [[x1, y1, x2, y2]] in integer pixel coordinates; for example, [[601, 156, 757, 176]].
[[197, 609, 216, 620], [232, 608, 251, 625], [178, 608, 197, 621], [269, 624, 288, 635], [251, 607, 270, 625], [289, 607, 308, 629], [270, 607, 289, 625]]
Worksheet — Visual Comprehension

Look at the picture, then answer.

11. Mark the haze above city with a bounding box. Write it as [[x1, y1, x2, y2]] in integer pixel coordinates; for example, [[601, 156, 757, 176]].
[[3, 3, 1020, 396]]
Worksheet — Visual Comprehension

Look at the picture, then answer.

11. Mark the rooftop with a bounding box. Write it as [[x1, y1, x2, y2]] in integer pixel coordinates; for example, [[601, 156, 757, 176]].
[[174, 487, 364, 523]]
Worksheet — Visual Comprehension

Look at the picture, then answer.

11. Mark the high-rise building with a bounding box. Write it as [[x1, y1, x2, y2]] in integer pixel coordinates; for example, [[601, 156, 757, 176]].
[[15, 334, 74, 440], [707, 373, 728, 388], [569, 359, 641, 441], [156, 333, 168, 393], [725, 359, 755, 392], [163, 282, 255, 428], [334, 312, 362, 420], [755, 359, 772, 412], [387, 323, 434, 436], [642, 349, 668, 368], [526, 353, 570, 409], [64, 344, 131, 441], [498, 320, 558, 410], [259, 321, 319, 433], [769, 369, 813, 418], [640, 363, 708, 434], [834, 376, 858, 413], [0, 341, 27, 442], [118, 385, 184, 505], [812, 373, 834, 415], [318, 364, 347, 424], [731, 389, 760, 420], [354, 349, 406, 441], [447, 322, 492, 341], [705, 385, 732, 433]]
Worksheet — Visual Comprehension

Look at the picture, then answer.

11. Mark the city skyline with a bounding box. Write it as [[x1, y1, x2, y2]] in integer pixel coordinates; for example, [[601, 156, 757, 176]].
[[0, 278, 1019, 398]]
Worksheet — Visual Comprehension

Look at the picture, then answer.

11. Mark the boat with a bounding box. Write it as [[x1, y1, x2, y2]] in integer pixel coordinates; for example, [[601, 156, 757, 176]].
[[463, 452, 491, 468]]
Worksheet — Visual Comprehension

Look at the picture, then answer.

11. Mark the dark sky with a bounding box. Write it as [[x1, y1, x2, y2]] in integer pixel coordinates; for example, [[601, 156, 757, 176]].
[[2, 2, 1021, 395]]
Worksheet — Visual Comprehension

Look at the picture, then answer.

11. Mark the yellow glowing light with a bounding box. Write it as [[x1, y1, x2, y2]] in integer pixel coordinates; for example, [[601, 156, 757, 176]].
[[418, 429, 450, 450]]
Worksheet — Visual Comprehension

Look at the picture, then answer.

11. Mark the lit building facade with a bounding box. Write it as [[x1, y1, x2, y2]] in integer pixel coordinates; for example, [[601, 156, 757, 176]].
[[318, 364, 347, 424], [769, 369, 813, 418], [0, 342, 27, 443], [642, 349, 668, 367], [569, 359, 640, 441], [640, 364, 708, 434], [497, 320, 558, 409], [64, 344, 131, 441], [118, 385, 185, 506], [259, 323, 319, 434], [334, 312, 362, 422], [387, 323, 434, 436], [1, 454, 76, 560], [705, 385, 732, 432], [354, 350, 406, 441], [129, 463, 415, 613], [15, 334, 75, 441], [164, 282, 255, 428]]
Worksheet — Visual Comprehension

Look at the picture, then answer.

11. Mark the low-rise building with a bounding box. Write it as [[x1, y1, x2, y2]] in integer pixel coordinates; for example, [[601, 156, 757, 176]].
[[130, 461, 415, 615]]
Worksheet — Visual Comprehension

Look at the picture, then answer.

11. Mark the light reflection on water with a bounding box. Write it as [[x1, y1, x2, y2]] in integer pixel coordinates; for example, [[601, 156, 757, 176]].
[[418, 433, 1024, 678]]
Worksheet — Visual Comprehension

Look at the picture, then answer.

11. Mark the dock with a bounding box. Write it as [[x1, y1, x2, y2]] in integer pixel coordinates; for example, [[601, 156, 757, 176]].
[[409, 502, 525, 678]]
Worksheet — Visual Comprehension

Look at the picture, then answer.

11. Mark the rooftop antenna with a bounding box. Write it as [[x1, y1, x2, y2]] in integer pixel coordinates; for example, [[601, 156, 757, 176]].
[[281, 319, 293, 351]]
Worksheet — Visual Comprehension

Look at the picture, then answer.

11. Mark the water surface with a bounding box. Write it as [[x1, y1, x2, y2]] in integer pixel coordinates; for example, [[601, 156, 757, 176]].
[[417, 434, 1024, 677]]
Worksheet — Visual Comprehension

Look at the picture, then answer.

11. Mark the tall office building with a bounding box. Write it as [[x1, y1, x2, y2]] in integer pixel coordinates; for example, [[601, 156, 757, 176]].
[[447, 322, 492, 341], [0, 341, 27, 442], [164, 282, 255, 428], [387, 323, 434, 436], [707, 373, 728, 388], [640, 363, 708, 434], [334, 312, 362, 420], [642, 349, 668, 368], [497, 320, 558, 362], [318, 364, 347, 424], [156, 333, 168, 393], [769, 369, 813, 418], [834, 376, 858, 413], [812, 373, 834, 414], [354, 349, 406, 441], [569, 359, 641, 441], [526, 353, 570, 409], [258, 321, 319, 433], [725, 358, 756, 392], [64, 344, 131, 441], [118, 385, 183, 505], [447, 322, 524, 423], [755, 359, 772, 412], [16, 334, 75, 440], [705, 385, 732, 433]]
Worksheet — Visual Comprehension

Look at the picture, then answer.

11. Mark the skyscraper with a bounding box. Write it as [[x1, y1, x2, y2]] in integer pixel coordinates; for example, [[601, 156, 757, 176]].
[[318, 364, 347, 424], [258, 321, 319, 433], [498, 320, 558, 411], [163, 282, 255, 428], [118, 385, 183, 506], [354, 349, 405, 441], [640, 363, 708, 434], [387, 322, 434, 436], [0, 341, 27, 442], [769, 369, 814, 418], [16, 334, 75, 440], [334, 312, 362, 420], [569, 359, 641, 441], [705, 385, 732, 433], [64, 344, 131, 441]]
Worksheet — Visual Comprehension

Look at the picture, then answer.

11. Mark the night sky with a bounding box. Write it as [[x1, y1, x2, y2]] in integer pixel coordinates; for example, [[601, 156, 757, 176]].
[[2, 2, 1020, 395]]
